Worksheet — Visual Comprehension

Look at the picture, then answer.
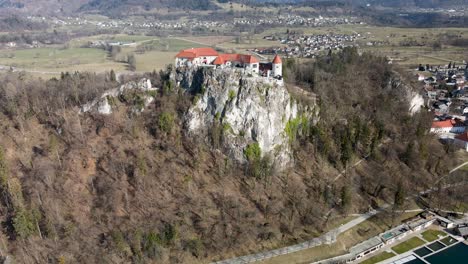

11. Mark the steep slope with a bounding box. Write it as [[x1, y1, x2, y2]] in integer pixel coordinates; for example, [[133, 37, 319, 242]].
[[178, 67, 317, 168]]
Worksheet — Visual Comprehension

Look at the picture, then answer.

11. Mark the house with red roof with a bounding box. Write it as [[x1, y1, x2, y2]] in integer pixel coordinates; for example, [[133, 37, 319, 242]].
[[175, 47, 283, 77], [430, 119, 466, 134], [454, 132, 468, 151]]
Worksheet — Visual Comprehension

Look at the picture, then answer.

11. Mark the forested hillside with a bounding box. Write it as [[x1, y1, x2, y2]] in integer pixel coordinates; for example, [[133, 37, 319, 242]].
[[0, 49, 463, 263]]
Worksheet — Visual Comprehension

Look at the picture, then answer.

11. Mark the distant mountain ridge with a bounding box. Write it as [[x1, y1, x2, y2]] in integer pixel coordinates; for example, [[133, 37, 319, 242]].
[[0, 0, 466, 16], [0, 0, 218, 15]]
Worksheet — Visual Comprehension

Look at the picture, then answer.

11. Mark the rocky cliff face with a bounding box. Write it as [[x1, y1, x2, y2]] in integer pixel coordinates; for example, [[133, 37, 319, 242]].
[[387, 72, 424, 115], [80, 78, 157, 115], [177, 67, 316, 169]]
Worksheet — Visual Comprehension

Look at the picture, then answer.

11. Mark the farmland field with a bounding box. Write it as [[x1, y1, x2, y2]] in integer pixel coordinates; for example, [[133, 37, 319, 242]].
[[0, 47, 125, 75], [0, 35, 205, 77]]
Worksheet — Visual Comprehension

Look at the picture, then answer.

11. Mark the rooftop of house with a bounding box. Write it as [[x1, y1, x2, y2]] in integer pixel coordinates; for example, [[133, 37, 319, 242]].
[[381, 225, 411, 241], [408, 218, 433, 230], [431, 119, 466, 128], [349, 236, 383, 255], [457, 226, 468, 236]]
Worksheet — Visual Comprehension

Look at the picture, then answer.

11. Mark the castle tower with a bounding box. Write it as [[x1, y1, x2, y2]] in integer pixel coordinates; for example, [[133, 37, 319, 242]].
[[272, 54, 282, 78]]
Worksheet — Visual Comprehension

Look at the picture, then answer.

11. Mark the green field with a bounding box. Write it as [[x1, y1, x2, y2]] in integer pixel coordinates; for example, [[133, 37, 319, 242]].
[[0, 47, 126, 75], [391, 237, 426, 254], [139, 38, 204, 52], [421, 230, 447, 242], [440, 236, 458, 246], [0, 34, 206, 77], [360, 251, 396, 264], [134, 51, 177, 72]]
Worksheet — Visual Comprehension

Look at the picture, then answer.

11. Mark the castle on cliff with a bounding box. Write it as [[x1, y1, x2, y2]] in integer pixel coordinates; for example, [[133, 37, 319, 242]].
[[175, 47, 282, 79]]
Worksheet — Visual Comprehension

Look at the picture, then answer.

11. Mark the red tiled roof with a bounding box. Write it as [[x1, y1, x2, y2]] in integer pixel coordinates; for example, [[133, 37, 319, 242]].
[[213, 56, 225, 65], [431, 119, 465, 128], [455, 132, 468, 142], [175, 47, 219, 58], [219, 53, 239, 61], [176, 49, 260, 65], [272, 54, 282, 64], [241, 54, 259, 64], [218, 53, 259, 64]]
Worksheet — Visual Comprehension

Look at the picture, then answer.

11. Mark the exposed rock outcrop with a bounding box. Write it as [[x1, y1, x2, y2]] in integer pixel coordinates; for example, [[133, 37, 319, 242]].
[[80, 78, 157, 115], [177, 68, 317, 169], [387, 72, 424, 115]]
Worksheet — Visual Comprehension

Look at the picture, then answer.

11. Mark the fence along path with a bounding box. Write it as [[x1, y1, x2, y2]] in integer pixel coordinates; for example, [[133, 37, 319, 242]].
[[213, 207, 384, 264]]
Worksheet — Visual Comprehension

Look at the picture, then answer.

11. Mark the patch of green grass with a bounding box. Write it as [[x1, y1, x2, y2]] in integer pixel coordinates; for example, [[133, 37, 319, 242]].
[[440, 236, 457, 246], [0, 47, 108, 68], [134, 51, 177, 72], [421, 230, 446, 242], [391, 237, 426, 254], [140, 38, 204, 52], [0, 47, 126, 75], [360, 251, 396, 264]]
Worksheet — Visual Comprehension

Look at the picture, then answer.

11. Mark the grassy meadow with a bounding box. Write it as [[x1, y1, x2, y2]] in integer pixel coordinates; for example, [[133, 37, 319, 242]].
[[0, 34, 204, 77]]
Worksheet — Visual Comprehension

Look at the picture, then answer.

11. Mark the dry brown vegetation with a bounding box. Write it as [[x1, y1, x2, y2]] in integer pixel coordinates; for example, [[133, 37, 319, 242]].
[[0, 49, 464, 264]]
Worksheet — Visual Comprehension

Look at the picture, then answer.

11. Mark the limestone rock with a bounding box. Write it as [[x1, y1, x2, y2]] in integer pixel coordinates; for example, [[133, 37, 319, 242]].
[[80, 78, 158, 115], [179, 67, 316, 169]]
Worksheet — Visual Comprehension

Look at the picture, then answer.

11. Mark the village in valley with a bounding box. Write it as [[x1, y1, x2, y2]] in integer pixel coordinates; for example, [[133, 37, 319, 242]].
[[418, 62, 468, 151]]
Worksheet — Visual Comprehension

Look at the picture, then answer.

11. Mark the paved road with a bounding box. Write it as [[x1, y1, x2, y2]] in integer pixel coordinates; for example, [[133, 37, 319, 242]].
[[169, 36, 211, 46]]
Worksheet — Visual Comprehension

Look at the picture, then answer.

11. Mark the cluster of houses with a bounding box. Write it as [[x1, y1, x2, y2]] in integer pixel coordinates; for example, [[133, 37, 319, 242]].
[[27, 14, 360, 33], [419, 62, 468, 151], [232, 15, 360, 27], [174, 47, 283, 78], [254, 33, 359, 58], [1, 40, 41, 50], [429, 115, 468, 152]]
